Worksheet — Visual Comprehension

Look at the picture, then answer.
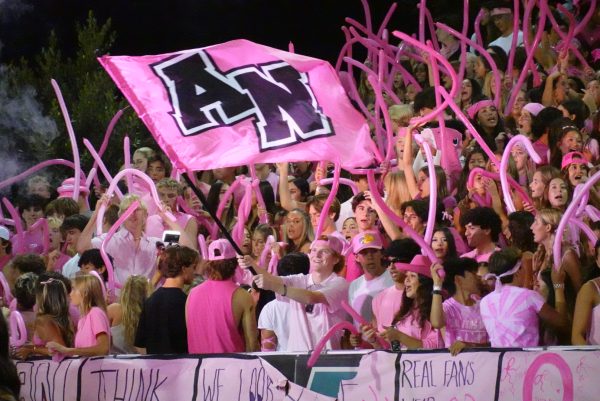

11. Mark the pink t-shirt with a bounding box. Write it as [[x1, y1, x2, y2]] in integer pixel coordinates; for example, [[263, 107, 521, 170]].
[[12, 228, 45, 255], [480, 285, 545, 347], [532, 140, 549, 166], [279, 272, 349, 351], [371, 285, 404, 331], [74, 307, 110, 348], [587, 279, 600, 345], [345, 253, 363, 282], [394, 309, 442, 349], [442, 297, 488, 346], [145, 212, 193, 238], [460, 247, 500, 263]]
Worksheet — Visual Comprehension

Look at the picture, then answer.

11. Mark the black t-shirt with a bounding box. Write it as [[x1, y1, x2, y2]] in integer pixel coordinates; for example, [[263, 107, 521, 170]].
[[135, 287, 188, 354]]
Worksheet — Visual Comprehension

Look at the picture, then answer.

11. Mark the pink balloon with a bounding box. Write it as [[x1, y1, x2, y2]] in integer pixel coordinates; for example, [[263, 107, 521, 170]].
[[100, 200, 140, 294], [315, 163, 341, 238], [570, 218, 598, 250], [0, 271, 13, 304], [175, 196, 217, 236], [248, 165, 268, 224], [123, 136, 134, 193], [216, 176, 244, 220], [307, 321, 359, 367], [83, 138, 124, 200], [51, 79, 81, 202], [413, 134, 437, 245], [341, 300, 390, 349], [427, 39, 449, 183], [86, 108, 125, 189], [500, 135, 542, 213], [197, 234, 208, 260], [520, 0, 543, 87], [553, 169, 600, 269], [467, 167, 534, 208], [233, 181, 253, 245], [29, 217, 50, 255], [0, 159, 75, 191], [505, 0, 520, 85], [319, 177, 359, 195], [418, 0, 426, 42], [366, 74, 394, 163], [9, 310, 27, 347], [376, 2, 397, 38], [585, 205, 600, 222], [544, 2, 592, 70], [2, 198, 25, 254], [259, 235, 275, 269], [474, 9, 485, 47]]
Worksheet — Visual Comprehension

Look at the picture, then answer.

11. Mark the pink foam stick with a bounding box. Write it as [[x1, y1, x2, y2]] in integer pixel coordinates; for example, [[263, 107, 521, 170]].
[[307, 321, 359, 368], [86, 108, 125, 189], [259, 235, 275, 269], [500, 135, 542, 213], [570, 218, 598, 249], [428, 41, 448, 174], [2, 198, 25, 254], [467, 167, 534, 207], [413, 134, 438, 245], [51, 79, 81, 202], [95, 168, 174, 236], [359, 0, 372, 34], [9, 310, 27, 347], [553, 169, 600, 269], [83, 138, 124, 200], [319, 178, 359, 195], [435, 22, 502, 110], [0, 159, 75, 191], [391, 31, 459, 126], [315, 163, 341, 238], [248, 165, 268, 224], [504, 4, 547, 116], [197, 234, 208, 260], [288, 41, 294, 53], [29, 217, 50, 255], [418, 0, 426, 42], [0, 271, 13, 304], [216, 176, 244, 219], [520, 0, 542, 87], [505, 0, 521, 84], [101, 200, 140, 294], [366, 170, 439, 263], [341, 300, 390, 349], [123, 136, 134, 193], [474, 9, 485, 46], [585, 205, 600, 222], [422, 6, 440, 51], [376, 2, 397, 37], [88, 270, 108, 302]]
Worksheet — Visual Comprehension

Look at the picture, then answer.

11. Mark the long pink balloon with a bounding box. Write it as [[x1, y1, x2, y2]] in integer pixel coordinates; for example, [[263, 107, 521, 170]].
[[307, 321, 359, 368], [544, 2, 592, 70], [216, 177, 244, 220], [100, 200, 140, 294], [505, 0, 520, 84], [123, 136, 134, 193], [86, 108, 125, 189], [9, 310, 27, 347], [500, 135, 542, 213], [585, 205, 600, 222], [197, 234, 208, 260], [0, 271, 13, 304], [51, 79, 81, 202], [367, 74, 394, 163], [0, 159, 75, 191], [366, 170, 439, 263], [29, 217, 50, 255], [376, 2, 397, 38], [474, 9, 485, 46], [413, 134, 437, 245], [248, 165, 268, 225], [88, 270, 107, 302], [427, 39, 448, 178], [341, 300, 390, 349], [233, 181, 253, 245], [553, 169, 600, 269], [2, 198, 24, 254], [315, 163, 341, 238], [83, 138, 124, 200], [95, 168, 174, 236], [467, 167, 534, 207], [570, 218, 597, 249]]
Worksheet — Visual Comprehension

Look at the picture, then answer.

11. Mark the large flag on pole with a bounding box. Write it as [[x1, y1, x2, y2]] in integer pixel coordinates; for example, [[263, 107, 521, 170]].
[[98, 39, 375, 171]]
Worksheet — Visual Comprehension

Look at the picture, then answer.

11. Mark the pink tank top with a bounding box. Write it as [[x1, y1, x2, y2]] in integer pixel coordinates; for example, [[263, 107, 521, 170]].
[[186, 280, 245, 353], [587, 279, 600, 345]]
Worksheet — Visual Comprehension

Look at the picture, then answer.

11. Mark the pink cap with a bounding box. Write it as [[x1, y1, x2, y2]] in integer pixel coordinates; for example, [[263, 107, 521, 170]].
[[208, 239, 237, 260], [490, 7, 512, 16], [467, 100, 494, 120], [351, 231, 383, 254], [311, 235, 345, 255], [394, 254, 432, 278], [57, 178, 89, 198], [561, 151, 589, 170], [522, 103, 544, 117]]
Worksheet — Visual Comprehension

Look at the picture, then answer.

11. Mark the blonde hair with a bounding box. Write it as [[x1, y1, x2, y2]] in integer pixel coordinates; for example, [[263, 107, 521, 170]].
[[47, 216, 63, 230], [388, 104, 414, 126], [119, 275, 152, 347], [133, 147, 155, 160], [156, 178, 182, 194], [72, 274, 107, 315], [118, 194, 147, 216], [534, 165, 561, 209], [537, 208, 563, 232], [384, 171, 412, 216]]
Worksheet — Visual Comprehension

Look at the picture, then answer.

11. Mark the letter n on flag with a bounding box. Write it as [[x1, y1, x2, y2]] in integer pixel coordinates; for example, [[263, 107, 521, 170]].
[[98, 39, 375, 171]]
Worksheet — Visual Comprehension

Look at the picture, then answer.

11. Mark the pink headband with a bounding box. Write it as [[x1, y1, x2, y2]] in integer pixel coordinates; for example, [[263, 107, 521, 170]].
[[490, 7, 512, 16], [467, 100, 494, 120]]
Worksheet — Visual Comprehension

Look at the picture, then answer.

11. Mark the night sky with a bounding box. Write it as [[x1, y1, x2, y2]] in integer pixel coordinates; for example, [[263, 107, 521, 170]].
[[0, 0, 429, 65]]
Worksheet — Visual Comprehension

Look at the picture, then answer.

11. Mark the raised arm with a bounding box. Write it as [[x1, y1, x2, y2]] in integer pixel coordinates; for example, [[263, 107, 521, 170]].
[[402, 126, 420, 199]]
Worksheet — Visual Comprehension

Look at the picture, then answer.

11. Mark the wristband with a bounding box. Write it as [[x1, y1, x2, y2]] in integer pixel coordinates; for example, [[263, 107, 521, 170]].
[[433, 285, 442, 292], [281, 284, 288, 297], [553, 283, 565, 289], [432, 289, 443, 296]]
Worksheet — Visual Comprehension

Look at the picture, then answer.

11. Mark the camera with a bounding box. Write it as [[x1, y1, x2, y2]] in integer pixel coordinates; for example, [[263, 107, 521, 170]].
[[162, 230, 181, 245]]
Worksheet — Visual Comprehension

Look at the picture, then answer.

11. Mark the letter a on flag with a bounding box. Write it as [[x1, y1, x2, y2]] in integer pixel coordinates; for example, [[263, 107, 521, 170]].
[[98, 39, 375, 171]]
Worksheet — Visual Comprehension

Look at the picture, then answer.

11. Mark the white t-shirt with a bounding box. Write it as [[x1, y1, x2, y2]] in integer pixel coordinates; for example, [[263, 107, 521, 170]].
[[61, 254, 81, 279], [348, 270, 394, 326], [258, 300, 290, 351], [278, 272, 349, 351], [335, 198, 354, 232], [488, 31, 524, 56]]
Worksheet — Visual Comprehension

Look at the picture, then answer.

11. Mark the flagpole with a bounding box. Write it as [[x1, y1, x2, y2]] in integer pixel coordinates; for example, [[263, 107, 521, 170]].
[[182, 172, 257, 275]]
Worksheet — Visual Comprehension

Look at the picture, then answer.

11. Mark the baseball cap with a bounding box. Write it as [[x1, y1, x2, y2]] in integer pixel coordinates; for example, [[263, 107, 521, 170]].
[[394, 254, 432, 278], [522, 103, 544, 117], [208, 239, 237, 261], [311, 235, 345, 255], [352, 231, 383, 254], [0, 225, 9, 241], [561, 151, 589, 170]]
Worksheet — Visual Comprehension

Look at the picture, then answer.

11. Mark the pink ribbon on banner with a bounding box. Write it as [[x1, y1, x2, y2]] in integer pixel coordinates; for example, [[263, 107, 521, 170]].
[[307, 321, 359, 368], [9, 310, 27, 347], [553, 169, 600, 269], [100, 200, 140, 294], [83, 138, 124, 200], [341, 300, 390, 349], [85, 108, 125, 189], [413, 133, 438, 245], [315, 163, 341, 238], [500, 135, 542, 213], [51, 79, 81, 202], [0, 271, 13, 304], [0, 159, 76, 191]]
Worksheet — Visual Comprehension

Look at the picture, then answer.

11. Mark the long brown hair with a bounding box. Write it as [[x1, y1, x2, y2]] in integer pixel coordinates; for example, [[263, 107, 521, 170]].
[[72, 275, 106, 315], [392, 274, 433, 328], [119, 275, 151, 347]]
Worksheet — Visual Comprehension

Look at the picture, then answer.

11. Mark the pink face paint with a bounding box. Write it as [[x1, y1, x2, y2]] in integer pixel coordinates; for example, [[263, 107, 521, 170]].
[[553, 168, 600, 270], [83, 138, 124, 200], [413, 134, 437, 245], [522, 353, 574, 401], [500, 135, 542, 213], [100, 200, 140, 294], [123, 136, 134, 193], [0, 271, 13, 305], [307, 321, 359, 368], [86, 108, 125, 189], [51, 80, 81, 202], [9, 310, 27, 347], [315, 163, 341, 238], [366, 170, 439, 263], [0, 159, 76, 191], [341, 300, 390, 349]]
